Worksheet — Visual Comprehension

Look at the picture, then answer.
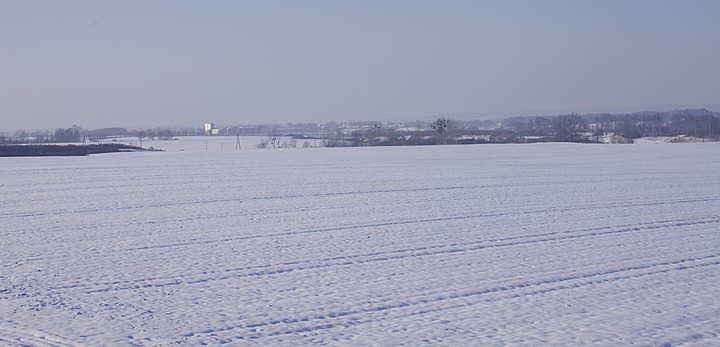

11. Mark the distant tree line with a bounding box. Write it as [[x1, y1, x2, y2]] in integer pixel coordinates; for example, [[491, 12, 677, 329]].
[[0, 126, 183, 145], [0, 143, 150, 157], [3, 109, 718, 146], [1, 125, 87, 144], [320, 109, 720, 147], [466, 109, 714, 144]]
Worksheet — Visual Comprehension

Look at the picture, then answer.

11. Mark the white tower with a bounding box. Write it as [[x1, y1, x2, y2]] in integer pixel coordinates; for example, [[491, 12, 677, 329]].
[[204, 123, 215, 135]]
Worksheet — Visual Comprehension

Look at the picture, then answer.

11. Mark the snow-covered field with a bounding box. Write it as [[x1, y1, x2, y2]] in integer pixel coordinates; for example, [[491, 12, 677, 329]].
[[1, 141, 719, 346]]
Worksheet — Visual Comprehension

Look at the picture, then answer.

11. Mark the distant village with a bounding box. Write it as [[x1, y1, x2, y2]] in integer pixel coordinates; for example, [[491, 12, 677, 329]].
[[2, 108, 719, 148]]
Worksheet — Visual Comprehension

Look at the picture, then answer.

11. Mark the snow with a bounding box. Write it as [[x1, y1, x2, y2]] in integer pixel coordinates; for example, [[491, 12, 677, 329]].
[[1, 141, 719, 346], [112, 135, 306, 152]]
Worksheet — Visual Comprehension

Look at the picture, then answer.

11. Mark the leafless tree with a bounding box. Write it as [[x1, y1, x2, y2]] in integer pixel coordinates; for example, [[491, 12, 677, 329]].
[[555, 113, 586, 142], [430, 117, 454, 144]]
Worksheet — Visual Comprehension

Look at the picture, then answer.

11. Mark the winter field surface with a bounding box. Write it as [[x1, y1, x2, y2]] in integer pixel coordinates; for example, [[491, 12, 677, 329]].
[[1, 140, 719, 346]]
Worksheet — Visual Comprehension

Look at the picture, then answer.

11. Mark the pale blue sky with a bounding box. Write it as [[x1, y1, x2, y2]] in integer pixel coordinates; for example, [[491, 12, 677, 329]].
[[2, 1, 719, 130]]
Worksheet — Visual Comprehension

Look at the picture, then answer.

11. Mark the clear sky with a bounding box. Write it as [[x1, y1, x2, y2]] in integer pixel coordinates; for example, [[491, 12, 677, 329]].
[[2, 0, 719, 130]]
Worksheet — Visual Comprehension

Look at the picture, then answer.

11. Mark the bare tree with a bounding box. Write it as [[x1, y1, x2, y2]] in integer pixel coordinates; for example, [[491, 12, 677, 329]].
[[430, 117, 454, 144], [555, 114, 586, 142]]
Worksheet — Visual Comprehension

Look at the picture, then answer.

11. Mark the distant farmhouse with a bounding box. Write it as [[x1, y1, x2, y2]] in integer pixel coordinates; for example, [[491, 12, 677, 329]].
[[204, 123, 220, 135]]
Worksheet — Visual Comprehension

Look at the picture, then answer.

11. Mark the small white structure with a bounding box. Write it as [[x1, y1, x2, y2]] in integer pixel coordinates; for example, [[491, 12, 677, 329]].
[[204, 123, 217, 135]]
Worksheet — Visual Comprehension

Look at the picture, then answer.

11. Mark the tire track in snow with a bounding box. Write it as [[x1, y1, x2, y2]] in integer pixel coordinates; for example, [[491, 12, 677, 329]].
[[3, 194, 712, 269], [5, 195, 715, 269], [38, 216, 720, 295], [0, 176, 687, 220], [183, 254, 720, 341], [0, 184, 488, 219], [7, 196, 706, 265], [0, 188, 488, 239], [102, 198, 720, 253]]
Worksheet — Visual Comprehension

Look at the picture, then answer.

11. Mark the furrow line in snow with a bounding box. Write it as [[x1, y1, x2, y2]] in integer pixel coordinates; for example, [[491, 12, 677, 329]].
[[0, 172, 635, 197], [1, 169, 646, 203], [0, 184, 488, 219], [369, 258, 720, 340], [77, 200, 720, 255], [0, 190, 494, 238], [204, 255, 720, 341], [0, 177, 706, 220], [32, 216, 718, 294], [392, 258, 720, 330], [40, 216, 720, 295]]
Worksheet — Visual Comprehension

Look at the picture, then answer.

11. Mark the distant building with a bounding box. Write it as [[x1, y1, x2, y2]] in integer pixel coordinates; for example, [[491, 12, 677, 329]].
[[204, 123, 219, 135]]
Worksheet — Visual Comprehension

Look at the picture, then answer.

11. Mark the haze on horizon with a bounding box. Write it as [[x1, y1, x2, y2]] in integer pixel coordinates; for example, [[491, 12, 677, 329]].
[[2, 1, 719, 132]]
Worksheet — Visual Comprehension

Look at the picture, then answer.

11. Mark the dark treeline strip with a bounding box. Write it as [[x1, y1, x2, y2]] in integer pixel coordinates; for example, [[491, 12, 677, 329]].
[[0, 144, 149, 157]]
